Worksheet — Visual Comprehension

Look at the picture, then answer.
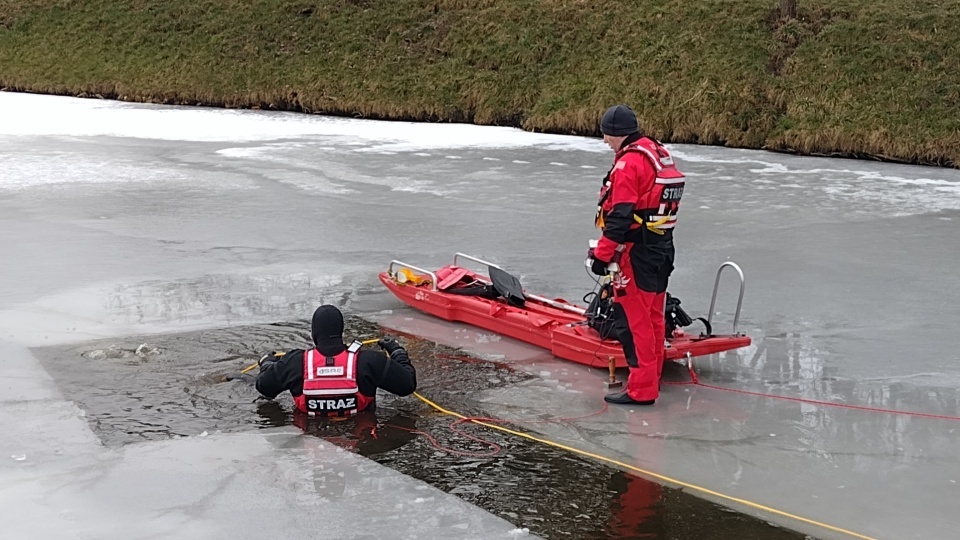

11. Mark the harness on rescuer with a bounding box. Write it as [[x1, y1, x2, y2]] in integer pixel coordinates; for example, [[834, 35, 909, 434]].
[[587, 137, 706, 339], [295, 340, 369, 417], [594, 137, 685, 239]]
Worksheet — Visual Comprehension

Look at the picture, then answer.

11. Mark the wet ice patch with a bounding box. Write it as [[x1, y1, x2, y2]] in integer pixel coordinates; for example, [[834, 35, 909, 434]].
[[673, 144, 960, 216], [391, 180, 457, 196], [0, 149, 251, 191], [750, 163, 789, 174], [228, 150, 454, 196], [0, 268, 362, 345], [821, 180, 960, 216], [267, 171, 356, 194]]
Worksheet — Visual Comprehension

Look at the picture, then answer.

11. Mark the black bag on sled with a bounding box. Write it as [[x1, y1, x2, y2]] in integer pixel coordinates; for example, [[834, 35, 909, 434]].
[[584, 282, 617, 340], [489, 266, 526, 308], [586, 289, 712, 341], [665, 293, 712, 337]]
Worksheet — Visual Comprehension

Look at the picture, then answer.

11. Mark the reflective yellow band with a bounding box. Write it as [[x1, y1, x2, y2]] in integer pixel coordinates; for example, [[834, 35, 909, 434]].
[[634, 214, 671, 235]]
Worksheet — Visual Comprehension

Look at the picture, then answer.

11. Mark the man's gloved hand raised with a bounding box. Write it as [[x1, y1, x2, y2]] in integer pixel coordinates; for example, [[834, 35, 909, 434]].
[[590, 257, 611, 276], [258, 351, 284, 367], [377, 337, 404, 356]]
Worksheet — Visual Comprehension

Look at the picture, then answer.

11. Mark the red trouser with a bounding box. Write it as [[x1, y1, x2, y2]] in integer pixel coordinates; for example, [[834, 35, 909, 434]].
[[612, 243, 669, 402]]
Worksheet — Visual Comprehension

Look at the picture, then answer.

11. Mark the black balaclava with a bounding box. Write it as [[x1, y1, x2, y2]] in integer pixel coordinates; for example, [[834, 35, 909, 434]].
[[311, 305, 346, 355]]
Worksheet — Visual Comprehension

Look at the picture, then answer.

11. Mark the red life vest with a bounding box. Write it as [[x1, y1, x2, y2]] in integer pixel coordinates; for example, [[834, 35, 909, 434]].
[[596, 137, 685, 237], [293, 341, 373, 417]]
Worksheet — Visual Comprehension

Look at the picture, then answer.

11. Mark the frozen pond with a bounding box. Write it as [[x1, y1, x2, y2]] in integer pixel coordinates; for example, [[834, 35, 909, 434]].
[[2, 91, 960, 539]]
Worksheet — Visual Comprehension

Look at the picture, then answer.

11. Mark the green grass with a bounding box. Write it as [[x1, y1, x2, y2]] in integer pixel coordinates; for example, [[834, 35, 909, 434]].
[[1, 0, 958, 166]]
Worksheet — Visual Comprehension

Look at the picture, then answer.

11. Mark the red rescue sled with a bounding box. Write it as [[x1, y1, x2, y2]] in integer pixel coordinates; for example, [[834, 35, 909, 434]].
[[379, 253, 751, 369]]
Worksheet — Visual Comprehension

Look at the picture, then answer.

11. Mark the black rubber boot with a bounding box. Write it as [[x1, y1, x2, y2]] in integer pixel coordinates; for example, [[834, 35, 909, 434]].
[[604, 390, 655, 405]]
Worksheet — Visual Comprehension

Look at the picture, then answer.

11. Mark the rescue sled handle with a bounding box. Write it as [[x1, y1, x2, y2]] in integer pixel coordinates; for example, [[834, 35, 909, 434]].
[[452, 253, 587, 316], [454, 252, 503, 270], [706, 261, 745, 335], [388, 260, 439, 291]]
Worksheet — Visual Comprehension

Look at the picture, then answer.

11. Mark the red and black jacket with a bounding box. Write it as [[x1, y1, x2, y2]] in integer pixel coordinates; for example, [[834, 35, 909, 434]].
[[255, 342, 416, 415], [594, 135, 685, 263]]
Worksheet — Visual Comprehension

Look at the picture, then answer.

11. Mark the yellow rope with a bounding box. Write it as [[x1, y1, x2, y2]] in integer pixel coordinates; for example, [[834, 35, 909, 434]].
[[234, 342, 873, 539], [239, 339, 381, 374], [412, 391, 876, 540]]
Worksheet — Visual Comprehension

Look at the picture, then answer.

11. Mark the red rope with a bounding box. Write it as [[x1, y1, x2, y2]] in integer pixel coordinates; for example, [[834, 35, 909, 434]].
[[446, 418, 503, 457], [551, 403, 611, 422], [663, 363, 960, 422], [388, 422, 503, 458]]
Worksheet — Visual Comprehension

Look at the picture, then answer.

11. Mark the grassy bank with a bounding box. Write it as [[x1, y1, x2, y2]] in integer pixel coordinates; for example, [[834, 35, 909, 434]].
[[1, 0, 958, 166]]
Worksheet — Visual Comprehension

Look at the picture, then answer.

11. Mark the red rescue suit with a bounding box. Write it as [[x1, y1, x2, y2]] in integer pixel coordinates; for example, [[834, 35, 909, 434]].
[[293, 341, 373, 417], [594, 137, 685, 402]]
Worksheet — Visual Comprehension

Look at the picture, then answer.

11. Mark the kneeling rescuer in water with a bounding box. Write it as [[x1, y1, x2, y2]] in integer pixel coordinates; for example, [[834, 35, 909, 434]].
[[255, 305, 417, 416]]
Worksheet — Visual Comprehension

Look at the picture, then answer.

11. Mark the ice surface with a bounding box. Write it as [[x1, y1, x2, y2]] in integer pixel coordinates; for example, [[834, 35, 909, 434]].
[[3, 92, 960, 540]]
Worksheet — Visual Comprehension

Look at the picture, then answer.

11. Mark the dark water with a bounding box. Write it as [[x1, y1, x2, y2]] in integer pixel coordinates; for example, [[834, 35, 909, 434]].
[[34, 318, 810, 539]]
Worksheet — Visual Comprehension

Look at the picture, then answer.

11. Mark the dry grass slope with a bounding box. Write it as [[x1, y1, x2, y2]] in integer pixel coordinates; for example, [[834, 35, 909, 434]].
[[1, 0, 957, 166]]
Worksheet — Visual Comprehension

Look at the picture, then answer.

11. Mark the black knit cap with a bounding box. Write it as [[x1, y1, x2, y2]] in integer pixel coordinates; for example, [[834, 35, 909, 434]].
[[600, 104, 639, 136]]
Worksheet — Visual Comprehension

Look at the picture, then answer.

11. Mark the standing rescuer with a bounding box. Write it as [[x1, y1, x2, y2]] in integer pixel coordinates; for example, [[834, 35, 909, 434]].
[[255, 305, 417, 416], [590, 104, 685, 405]]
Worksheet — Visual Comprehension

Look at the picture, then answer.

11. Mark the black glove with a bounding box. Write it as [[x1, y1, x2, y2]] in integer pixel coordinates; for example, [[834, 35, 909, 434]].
[[377, 337, 404, 356], [258, 352, 282, 367], [590, 257, 610, 276]]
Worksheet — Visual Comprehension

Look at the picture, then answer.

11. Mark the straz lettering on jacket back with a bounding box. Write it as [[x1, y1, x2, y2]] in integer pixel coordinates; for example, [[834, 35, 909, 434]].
[[659, 184, 684, 216], [306, 396, 358, 412]]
